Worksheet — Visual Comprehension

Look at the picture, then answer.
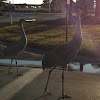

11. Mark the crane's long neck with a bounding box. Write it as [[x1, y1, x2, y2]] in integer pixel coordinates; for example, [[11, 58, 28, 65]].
[[19, 22, 26, 41], [73, 12, 82, 43]]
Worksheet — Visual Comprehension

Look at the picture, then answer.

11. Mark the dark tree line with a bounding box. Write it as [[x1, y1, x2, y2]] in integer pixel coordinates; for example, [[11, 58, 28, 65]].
[[95, 0, 100, 16], [42, 0, 100, 16]]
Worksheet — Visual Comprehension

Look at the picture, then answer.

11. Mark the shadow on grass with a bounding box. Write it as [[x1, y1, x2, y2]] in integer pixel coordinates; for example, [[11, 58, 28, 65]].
[[32, 32, 65, 43], [25, 18, 66, 35]]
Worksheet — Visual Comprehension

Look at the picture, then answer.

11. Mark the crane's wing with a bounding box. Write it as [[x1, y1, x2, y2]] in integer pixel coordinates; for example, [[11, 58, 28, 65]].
[[3, 40, 26, 57], [51, 40, 79, 64]]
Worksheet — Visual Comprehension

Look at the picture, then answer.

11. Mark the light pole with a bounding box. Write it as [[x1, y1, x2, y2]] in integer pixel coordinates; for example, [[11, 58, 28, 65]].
[[66, 0, 70, 42], [8, 1, 13, 25], [48, 0, 51, 13]]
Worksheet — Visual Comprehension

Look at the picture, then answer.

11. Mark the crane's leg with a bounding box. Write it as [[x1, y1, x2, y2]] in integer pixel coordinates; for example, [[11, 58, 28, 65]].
[[66, 64, 68, 71], [15, 58, 22, 76], [61, 67, 70, 99], [44, 68, 54, 95], [8, 58, 13, 74]]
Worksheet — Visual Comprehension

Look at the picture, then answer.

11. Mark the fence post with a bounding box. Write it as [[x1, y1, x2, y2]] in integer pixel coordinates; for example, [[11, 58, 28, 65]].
[[80, 63, 83, 71]]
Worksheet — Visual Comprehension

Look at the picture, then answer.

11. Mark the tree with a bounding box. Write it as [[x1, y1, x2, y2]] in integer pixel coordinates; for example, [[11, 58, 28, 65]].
[[51, 0, 57, 12], [51, 0, 66, 12], [42, 0, 52, 12], [0, 0, 6, 7], [0, 0, 7, 15], [42, 0, 49, 8], [95, 0, 100, 16], [50, 0, 75, 13], [0, 0, 7, 10], [78, 0, 88, 16]]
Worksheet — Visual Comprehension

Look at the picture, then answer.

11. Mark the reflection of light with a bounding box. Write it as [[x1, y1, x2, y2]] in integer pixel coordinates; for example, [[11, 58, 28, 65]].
[[69, 63, 100, 73], [0, 59, 42, 66], [83, 64, 100, 73]]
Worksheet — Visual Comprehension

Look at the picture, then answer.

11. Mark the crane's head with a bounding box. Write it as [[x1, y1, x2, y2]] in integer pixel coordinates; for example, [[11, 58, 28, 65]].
[[19, 19, 36, 23], [19, 19, 26, 23]]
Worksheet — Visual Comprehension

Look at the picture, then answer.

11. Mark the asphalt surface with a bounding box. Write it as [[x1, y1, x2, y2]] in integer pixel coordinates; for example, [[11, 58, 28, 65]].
[[1, 69, 100, 100]]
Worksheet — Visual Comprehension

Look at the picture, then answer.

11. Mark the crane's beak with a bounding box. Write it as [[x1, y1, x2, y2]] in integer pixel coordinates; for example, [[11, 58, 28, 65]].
[[25, 19, 36, 22]]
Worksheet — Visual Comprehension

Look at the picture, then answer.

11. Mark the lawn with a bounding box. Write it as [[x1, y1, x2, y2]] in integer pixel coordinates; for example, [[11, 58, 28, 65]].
[[0, 18, 100, 58]]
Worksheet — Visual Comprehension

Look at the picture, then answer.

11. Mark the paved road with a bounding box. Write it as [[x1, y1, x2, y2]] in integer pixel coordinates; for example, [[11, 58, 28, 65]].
[[0, 12, 66, 23], [1, 69, 100, 100]]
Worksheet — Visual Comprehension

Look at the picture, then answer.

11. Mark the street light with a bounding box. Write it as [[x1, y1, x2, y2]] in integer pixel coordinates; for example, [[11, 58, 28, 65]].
[[8, 1, 13, 24], [66, 0, 70, 42], [67, 0, 70, 4], [48, 0, 51, 13]]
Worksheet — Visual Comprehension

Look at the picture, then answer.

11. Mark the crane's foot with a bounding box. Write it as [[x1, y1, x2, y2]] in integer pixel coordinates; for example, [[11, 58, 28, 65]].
[[44, 89, 52, 95], [62, 95, 71, 99], [58, 95, 71, 100], [8, 68, 12, 74], [17, 73, 23, 76], [8, 71, 13, 74]]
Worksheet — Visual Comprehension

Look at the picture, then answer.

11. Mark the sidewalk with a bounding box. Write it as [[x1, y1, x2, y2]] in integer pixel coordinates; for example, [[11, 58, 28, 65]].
[[0, 69, 43, 100]]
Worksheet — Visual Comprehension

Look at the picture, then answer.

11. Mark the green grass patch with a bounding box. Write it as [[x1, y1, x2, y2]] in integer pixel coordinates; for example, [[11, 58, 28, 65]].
[[0, 20, 100, 58]]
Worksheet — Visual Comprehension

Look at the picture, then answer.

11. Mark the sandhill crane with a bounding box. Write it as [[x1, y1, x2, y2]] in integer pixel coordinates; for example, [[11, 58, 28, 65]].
[[3, 19, 34, 76], [42, 6, 83, 99]]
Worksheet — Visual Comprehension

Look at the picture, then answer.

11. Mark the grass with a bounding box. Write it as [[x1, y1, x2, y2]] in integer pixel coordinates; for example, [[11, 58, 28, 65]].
[[0, 19, 100, 58]]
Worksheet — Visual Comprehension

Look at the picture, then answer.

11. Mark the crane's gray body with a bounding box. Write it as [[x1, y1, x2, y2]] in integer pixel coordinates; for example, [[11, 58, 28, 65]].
[[42, 5, 83, 99], [42, 37, 82, 69], [3, 19, 27, 58], [42, 9, 82, 69], [2, 19, 34, 75], [3, 36, 27, 58]]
